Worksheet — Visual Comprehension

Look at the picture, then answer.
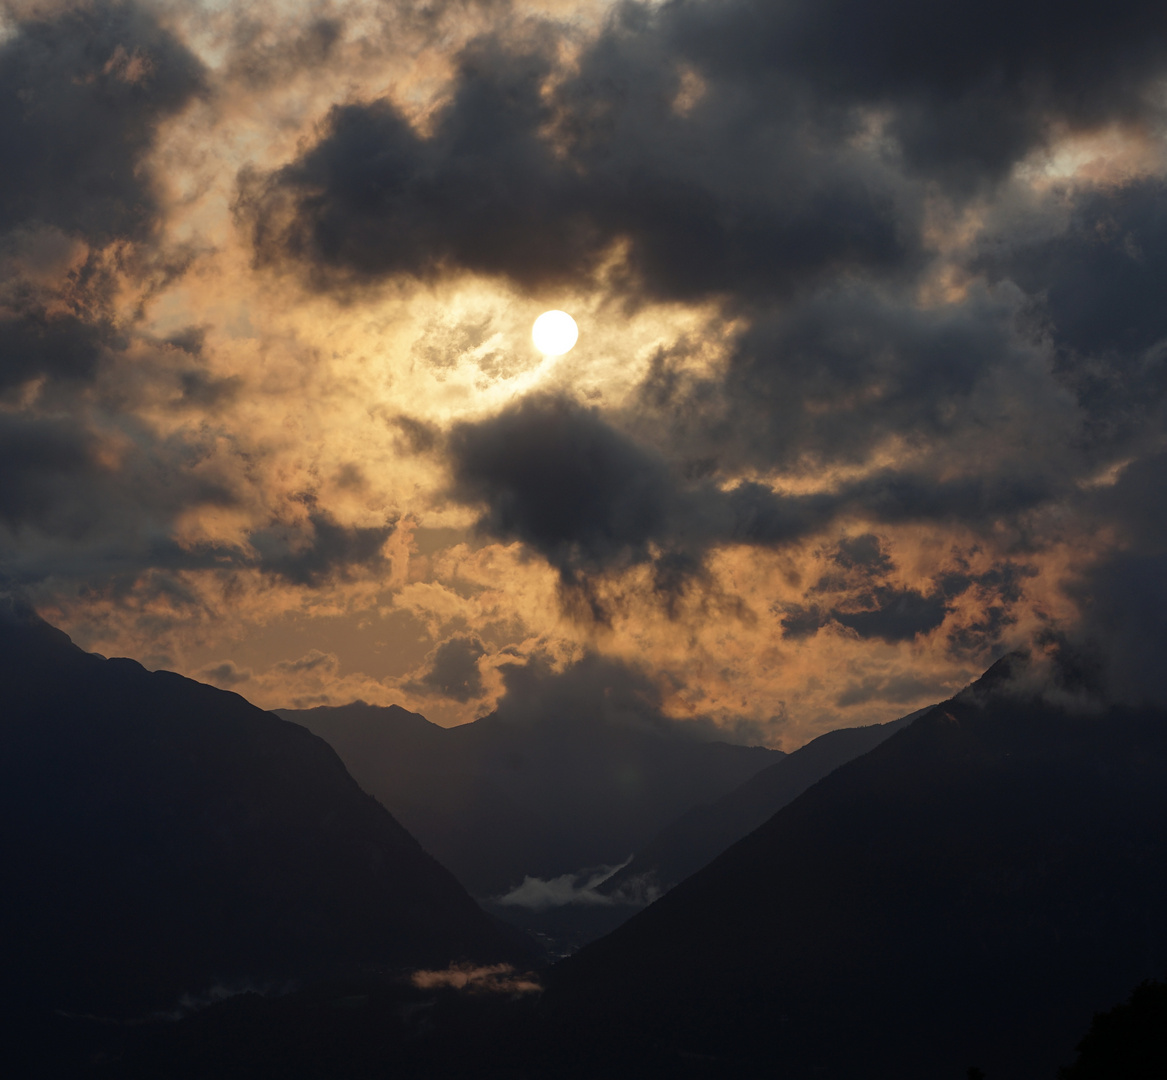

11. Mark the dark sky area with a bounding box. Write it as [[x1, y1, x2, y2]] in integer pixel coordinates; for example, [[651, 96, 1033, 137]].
[[2, 0, 1166, 745]]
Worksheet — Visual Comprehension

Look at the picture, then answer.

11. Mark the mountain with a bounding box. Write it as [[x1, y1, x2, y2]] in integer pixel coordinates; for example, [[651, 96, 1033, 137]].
[[0, 600, 528, 1026], [278, 703, 781, 897], [1059, 978, 1167, 1079], [546, 656, 1167, 1079], [599, 706, 930, 902]]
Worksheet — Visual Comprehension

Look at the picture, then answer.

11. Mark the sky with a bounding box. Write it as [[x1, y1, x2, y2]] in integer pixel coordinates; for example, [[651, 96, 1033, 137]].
[[2, 0, 1166, 748]]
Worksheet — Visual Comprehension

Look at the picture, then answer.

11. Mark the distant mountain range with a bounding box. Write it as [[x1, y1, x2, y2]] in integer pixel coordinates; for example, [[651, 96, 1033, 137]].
[[492, 706, 932, 956], [277, 702, 781, 897], [548, 655, 1167, 1078], [9, 614, 1164, 1080], [599, 706, 930, 902], [0, 601, 528, 1027]]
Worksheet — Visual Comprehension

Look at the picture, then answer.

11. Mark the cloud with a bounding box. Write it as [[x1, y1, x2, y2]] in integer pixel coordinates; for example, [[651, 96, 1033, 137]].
[[274, 649, 337, 675], [0, 307, 114, 392], [0, 0, 205, 242], [1058, 451, 1167, 706], [6, 0, 1167, 743], [668, 0, 1167, 186], [195, 659, 252, 688], [780, 537, 1037, 650], [238, 0, 1167, 306], [0, 413, 102, 534], [446, 391, 1065, 620], [978, 178, 1167, 440], [219, 12, 343, 92], [0, 407, 245, 574], [644, 281, 1082, 488], [447, 394, 685, 579], [782, 596, 948, 647], [484, 650, 767, 745], [491, 651, 669, 732], [405, 634, 487, 703], [443, 393, 881, 605], [247, 500, 396, 586], [834, 672, 949, 709], [237, 20, 911, 302], [494, 862, 630, 911]]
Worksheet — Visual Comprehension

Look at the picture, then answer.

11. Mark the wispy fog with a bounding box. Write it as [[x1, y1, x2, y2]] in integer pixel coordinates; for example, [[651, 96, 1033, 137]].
[[410, 964, 541, 995], [494, 861, 633, 912]]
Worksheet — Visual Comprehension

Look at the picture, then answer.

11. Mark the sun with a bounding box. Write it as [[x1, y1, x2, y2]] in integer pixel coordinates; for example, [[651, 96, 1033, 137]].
[[532, 310, 579, 356]]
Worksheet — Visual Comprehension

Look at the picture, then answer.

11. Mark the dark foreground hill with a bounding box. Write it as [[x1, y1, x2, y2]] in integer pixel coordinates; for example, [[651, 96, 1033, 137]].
[[599, 706, 929, 902], [278, 701, 780, 897], [545, 655, 1167, 1079], [35, 655, 1167, 1080], [0, 600, 528, 1028]]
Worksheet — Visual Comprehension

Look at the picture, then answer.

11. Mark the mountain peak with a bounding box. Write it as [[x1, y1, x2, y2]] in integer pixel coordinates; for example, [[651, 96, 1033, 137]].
[[0, 608, 531, 1019]]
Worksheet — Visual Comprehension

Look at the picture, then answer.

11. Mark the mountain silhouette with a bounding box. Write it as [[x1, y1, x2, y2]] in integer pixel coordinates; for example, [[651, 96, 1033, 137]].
[[599, 706, 930, 902], [278, 702, 781, 896], [0, 600, 529, 1025], [547, 655, 1167, 1079]]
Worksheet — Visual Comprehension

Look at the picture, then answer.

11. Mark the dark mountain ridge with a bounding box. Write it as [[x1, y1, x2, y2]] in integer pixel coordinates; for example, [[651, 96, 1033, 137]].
[[599, 705, 930, 901], [0, 601, 527, 1024], [547, 655, 1167, 1078], [278, 701, 781, 896]]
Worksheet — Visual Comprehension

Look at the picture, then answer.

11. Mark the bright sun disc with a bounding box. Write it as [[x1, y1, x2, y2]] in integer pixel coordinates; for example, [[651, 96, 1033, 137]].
[[532, 310, 579, 356]]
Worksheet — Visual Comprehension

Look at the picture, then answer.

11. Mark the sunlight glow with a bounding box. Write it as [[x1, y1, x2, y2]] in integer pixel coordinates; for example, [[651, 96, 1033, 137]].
[[532, 310, 579, 356]]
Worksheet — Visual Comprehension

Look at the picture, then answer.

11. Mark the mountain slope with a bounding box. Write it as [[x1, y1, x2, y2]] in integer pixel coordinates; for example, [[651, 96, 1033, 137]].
[[279, 703, 781, 896], [548, 657, 1167, 1079], [0, 601, 528, 1021], [599, 707, 929, 901]]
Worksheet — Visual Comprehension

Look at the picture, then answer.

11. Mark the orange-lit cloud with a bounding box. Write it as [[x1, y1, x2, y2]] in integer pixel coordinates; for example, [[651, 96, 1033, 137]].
[[4, 0, 1167, 748]]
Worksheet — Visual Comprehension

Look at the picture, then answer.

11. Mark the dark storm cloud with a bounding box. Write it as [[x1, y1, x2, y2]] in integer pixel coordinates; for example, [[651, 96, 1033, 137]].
[[1059, 452, 1167, 706], [157, 327, 241, 409], [831, 534, 894, 575], [406, 634, 487, 702], [781, 538, 1035, 648], [448, 394, 681, 577], [979, 177, 1167, 444], [247, 501, 396, 586], [781, 588, 948, 645], [0, 411, 392, 588], [196, 659, 252, 688], [238, 25, 911, 301], [390, 414, 442, 455], [833, 587, 949, 643], [241, 0, 1167, 299], [944, 174, 1167, 693], [492, 649, 764, 743], [445, 395, 840, 599], [232, 0, 1167, 666], [0, 412, 238, 561], [941, 561, 1038, 659], [492, 652, 668, 733], [174, 368, 242, 409], [0, 0, 205, 242], [666, 0, 1167, 187], [0, 308, 115, 391], [0, 3, 205, 420], [644, 283, 1072, 476], [781, 536, 948, 644], [447, 395, 1061, 609], [239, 0, 1167, 679], [0, 413, 102, 535]]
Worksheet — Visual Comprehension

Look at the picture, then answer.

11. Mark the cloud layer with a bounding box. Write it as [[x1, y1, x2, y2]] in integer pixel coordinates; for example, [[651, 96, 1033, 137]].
[[3, 0, 1167, 741]]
